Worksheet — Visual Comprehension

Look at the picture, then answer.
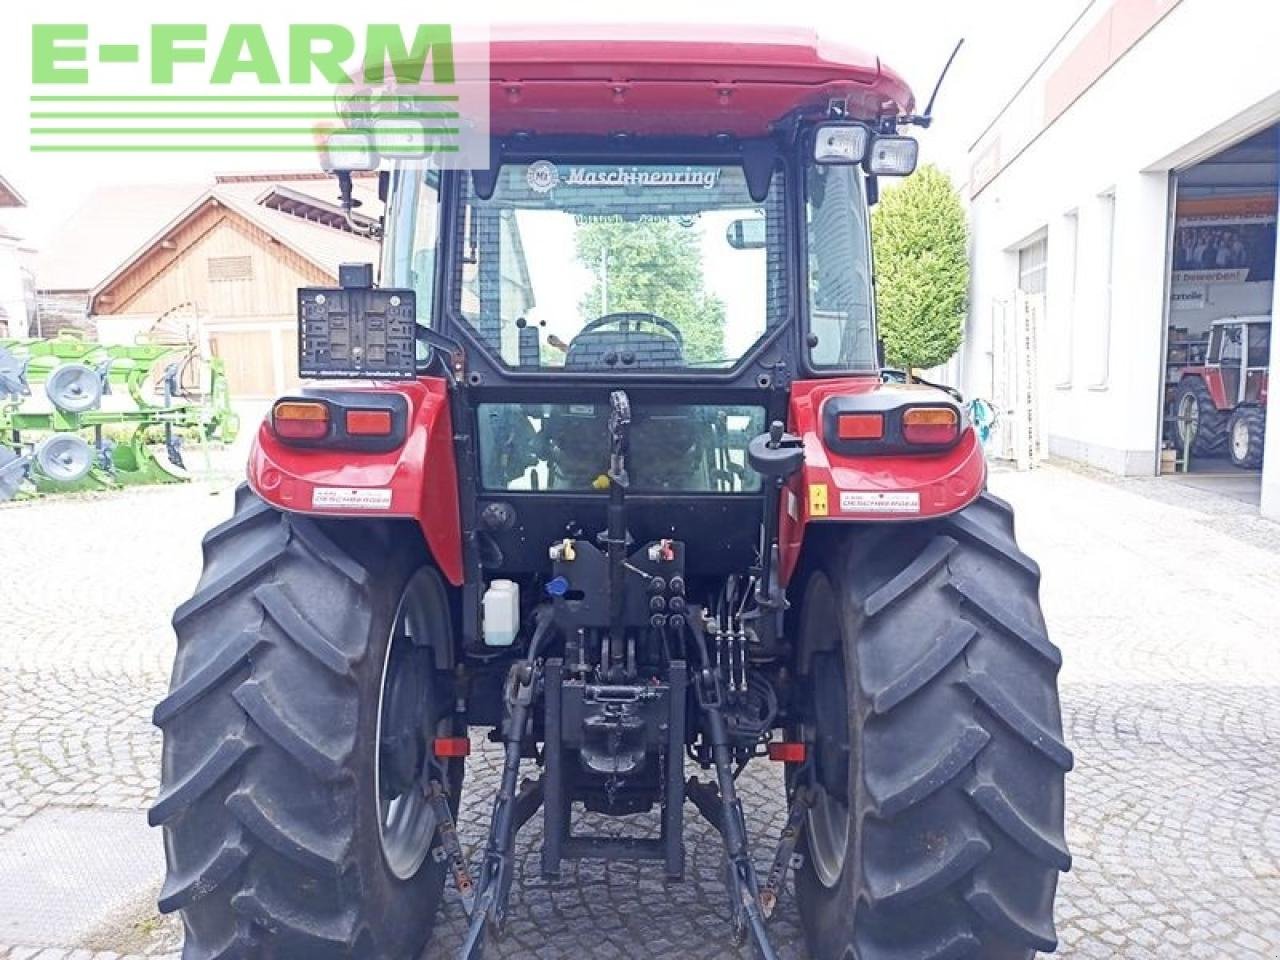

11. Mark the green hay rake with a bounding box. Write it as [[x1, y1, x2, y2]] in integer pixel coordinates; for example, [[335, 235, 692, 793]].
[[0, 331, 239, 502]]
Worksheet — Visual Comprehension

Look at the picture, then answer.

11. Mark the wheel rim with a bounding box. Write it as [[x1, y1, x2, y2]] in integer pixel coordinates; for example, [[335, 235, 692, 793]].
[[1177, 392, 1199, 445], [804, 575, 852, 888], [807, 782, 850, 887], [1231, 417, 1250, 461], [374, 574, 442, 880]]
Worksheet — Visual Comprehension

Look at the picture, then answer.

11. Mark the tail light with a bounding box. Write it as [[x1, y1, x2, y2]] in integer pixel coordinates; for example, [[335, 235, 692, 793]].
[[902, 407, 959, 445], [272, 400, 330, 440], [345, 409, 394, 436], [823, 395, 965, 453], [836, 412, 884, 440], [269, 392, 408, 450]]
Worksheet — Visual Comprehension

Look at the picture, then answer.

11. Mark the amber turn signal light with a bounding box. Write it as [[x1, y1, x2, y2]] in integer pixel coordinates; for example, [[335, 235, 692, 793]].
[[836, 412, 885, 440], [345, 409, 394, 436], [902, 407, 959, 445], [272, 400, 330, 440]]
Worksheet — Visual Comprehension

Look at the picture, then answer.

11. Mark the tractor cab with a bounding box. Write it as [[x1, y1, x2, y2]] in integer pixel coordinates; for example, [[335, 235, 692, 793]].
[[1174, 314, 1270, 467], [153, 29, 1071, 960], [1204, 315, 1270, 406]]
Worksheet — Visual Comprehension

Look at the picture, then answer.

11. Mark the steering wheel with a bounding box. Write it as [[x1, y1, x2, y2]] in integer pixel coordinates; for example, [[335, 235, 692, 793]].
[[575, 312, 684, 345]]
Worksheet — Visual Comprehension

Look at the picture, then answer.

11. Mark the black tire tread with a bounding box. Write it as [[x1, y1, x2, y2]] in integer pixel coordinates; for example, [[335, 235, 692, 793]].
[[867, 725, 991, 819], [152, 485, 449, 960], [226, 785, 349, 875], [1175, 378, 1228, 455], [1227, 406, 1266, 469], [869, 621, 976, 715], [230, 678, 351, 780], [158, 826, 251, 914], [797, 491, 1071, 960]]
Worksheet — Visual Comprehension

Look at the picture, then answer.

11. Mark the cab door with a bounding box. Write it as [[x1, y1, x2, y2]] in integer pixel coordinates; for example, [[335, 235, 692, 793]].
[[1219, 324, 1244, 404], [1244, 323, 1270, 404]]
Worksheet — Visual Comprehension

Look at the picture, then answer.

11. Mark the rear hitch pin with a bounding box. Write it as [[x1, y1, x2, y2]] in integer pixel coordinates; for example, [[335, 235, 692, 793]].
[[427, 781, 476, 917], [758, 786, 814, 919]]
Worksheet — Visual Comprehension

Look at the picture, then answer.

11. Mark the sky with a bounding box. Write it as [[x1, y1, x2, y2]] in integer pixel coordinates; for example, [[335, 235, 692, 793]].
[[0, 0, 1095, 250]]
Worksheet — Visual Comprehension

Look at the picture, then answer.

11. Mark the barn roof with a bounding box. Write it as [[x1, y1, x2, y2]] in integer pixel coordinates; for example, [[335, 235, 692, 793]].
[[34, 174, 380, 296], [0, 175, 26, 208]]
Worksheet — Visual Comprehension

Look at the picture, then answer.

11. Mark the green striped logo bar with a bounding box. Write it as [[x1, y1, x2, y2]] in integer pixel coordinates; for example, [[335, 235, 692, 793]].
[[28, 23, 490, 166]]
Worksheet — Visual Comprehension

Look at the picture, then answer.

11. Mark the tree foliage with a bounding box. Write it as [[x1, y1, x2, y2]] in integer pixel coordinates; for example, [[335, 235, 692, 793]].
[[870, 164, 969, 371], [575, 219, 725, 362]]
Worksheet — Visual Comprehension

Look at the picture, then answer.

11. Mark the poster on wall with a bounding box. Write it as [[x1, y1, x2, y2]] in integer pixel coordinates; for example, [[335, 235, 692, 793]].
[[1172, 195, 1277, 284]]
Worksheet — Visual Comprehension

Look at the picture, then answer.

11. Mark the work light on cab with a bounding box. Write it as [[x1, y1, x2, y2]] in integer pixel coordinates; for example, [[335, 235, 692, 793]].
[[866, 135, 920, 176], [320, 130, 378, 173], [813, 123, 871, 164], [372, 117, 436, 160]]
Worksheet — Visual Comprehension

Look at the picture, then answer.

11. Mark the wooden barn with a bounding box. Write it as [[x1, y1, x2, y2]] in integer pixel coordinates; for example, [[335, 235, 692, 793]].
[[36, 172, 380, 398]]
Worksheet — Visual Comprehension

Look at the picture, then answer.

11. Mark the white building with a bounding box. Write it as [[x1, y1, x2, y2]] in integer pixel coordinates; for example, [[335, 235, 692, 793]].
[[962, 0, 1280, 520]]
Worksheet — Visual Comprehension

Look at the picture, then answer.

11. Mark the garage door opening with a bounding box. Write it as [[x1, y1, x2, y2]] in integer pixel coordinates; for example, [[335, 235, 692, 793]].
[[1161, 125, 1277, 504]]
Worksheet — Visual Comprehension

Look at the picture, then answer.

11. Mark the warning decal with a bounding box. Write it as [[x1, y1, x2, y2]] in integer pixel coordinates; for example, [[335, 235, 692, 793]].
[[808, 484, 829, 517]]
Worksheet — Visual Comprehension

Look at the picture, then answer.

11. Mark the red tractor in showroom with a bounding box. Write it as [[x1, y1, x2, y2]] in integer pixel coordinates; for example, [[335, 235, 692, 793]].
[[1174, 315, 1270, 468], [150, 27, 1071, 960]]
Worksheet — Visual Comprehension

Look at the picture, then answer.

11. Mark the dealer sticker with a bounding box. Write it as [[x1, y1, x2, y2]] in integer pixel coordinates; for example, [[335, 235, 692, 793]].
[[312, 487, 393, 510], [839, 491, 921, 514]]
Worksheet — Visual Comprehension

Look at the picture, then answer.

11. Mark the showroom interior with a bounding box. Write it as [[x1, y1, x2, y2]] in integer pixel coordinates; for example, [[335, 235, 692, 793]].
[[1162, 126, 1277, 486]]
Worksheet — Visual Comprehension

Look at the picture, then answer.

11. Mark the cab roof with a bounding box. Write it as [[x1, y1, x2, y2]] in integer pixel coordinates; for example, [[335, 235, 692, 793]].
[[478, 26, 914, 137]]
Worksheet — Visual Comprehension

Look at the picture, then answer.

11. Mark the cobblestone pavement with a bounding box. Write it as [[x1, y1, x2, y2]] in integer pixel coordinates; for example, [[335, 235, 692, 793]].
[[0, 461, 1278, 959]]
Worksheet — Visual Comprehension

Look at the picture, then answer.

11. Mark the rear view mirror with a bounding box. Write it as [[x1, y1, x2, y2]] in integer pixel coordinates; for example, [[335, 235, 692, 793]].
[[726, 218, 766, 250]]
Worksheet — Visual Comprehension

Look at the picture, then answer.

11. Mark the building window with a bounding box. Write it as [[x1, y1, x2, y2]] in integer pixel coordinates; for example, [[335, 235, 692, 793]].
[[1089, 191, 1116, 388], [1018, 237, 1048, 294], [1055, 211, 1079, 387], [207, 255, 253, 281]]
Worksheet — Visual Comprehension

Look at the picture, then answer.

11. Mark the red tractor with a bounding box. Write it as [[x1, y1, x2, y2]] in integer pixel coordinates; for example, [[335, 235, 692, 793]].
[[150, 28, 1070, 960], [1174, 315, 1270, 468]]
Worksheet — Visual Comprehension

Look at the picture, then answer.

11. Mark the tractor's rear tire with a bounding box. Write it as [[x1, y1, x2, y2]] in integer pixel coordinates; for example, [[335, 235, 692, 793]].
[[793, 492, 1071, 960], [1227, 406, 1265, 469], [151, 485, 462, 960], [1175, 378, 1228, 456]]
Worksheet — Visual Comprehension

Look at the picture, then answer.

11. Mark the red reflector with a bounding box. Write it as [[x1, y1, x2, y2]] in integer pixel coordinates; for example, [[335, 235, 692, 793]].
[[767, 741, 807, 764], [346, 409, 393, 436], [433, 737, 471, 759], [272, 401, 329, 440], [836, 412, 885, 441], [902, 407, 959, 445]]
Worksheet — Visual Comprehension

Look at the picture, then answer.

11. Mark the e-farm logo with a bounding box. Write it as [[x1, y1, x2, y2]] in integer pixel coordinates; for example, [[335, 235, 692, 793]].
[[27, 23, 487, 163]]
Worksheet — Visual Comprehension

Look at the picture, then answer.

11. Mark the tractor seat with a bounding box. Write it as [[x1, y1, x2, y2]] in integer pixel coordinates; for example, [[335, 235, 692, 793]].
[[564, 330, 684, 370]]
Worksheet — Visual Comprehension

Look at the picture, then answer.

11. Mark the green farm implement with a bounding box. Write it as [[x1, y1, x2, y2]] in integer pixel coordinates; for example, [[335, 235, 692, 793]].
[[0, 331, 238, 502]]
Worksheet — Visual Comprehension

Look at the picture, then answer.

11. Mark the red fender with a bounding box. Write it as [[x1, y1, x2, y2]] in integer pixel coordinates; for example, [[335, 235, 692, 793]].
[[778, 378, 987, 585], [247, 378, 464, 585], [1181, 369, 1229, 409]]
